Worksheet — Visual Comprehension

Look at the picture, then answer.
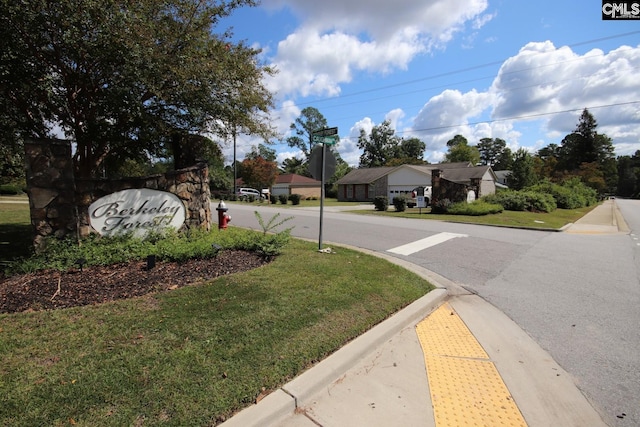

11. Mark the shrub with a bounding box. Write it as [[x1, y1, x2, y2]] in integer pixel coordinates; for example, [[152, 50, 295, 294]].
[[269, 194, 277, 204], [278, 194, 288, 204], [447, 200, 504, 216], [0, 184, 21, 195], [289, 194, 302, 205], [373, 196, 388, 211], [483, 190, 555, 212], [392, 196, 407, 212], [431, 198, 453, 214]]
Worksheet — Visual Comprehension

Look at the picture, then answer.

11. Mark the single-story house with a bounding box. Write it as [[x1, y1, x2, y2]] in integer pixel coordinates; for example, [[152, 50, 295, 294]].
[[335, 162, 477, 203], [271, 173, 322, 198]]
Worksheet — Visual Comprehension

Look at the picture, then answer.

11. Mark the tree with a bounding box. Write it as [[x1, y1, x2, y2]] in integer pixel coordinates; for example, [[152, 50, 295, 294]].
[[246, 144, 277, 162], [285, 107, 328, 159], [357, 120, 401, 168], [281, 157, 307, 176], [558, 109, 617, 192], [240, 156, 278, 191], [508, 148, 537, 190], [477, 138, 506, 166], [400, 137, 426, 159], [0, 0, 275, 178], [493, 147, 514, 171], [444, 135, 480, 164], [0, 137, 24, 184]]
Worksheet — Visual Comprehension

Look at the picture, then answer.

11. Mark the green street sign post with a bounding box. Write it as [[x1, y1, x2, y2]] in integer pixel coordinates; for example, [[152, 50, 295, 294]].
[[311, 127, 339, 251]]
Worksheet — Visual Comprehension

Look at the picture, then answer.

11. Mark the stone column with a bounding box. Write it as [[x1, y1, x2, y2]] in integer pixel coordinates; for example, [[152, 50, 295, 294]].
[[24, 139, 78, 250]]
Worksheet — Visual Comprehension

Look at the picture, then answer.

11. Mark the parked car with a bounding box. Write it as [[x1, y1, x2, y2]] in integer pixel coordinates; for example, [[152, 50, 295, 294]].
[[407, 186, 432, 208], [237, 187, 265, 199]]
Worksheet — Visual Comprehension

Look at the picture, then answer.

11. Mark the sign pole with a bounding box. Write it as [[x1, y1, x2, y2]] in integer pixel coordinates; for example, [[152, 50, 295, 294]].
[[319, 143, 325, 250]]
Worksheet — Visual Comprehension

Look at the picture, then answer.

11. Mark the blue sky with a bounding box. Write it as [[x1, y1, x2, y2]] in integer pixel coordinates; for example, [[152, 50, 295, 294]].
[[220, 0, 640, 167]]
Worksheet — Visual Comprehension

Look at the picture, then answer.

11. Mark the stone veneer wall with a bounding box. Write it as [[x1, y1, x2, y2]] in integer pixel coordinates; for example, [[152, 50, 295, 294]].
[[24, 139, 77, 249], [24, 139, 211, 250], [431, 169, 480, 205]]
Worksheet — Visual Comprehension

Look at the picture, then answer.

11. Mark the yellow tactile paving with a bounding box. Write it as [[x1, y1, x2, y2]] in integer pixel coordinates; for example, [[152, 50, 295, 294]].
[[416, 303, 528, 427]]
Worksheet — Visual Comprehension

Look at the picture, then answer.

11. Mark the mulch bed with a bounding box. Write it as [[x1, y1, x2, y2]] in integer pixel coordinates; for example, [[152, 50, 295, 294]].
[[0, 250, 269, 314]]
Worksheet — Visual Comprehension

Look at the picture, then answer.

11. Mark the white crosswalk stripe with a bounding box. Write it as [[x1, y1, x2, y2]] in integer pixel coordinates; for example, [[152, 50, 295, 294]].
[[387, 232, 468, 256]]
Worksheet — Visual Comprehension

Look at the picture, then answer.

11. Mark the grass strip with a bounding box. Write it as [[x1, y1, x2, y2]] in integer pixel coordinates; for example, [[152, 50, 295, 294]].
[[349, 205, 596, 230], [0, 238, 434, 426]]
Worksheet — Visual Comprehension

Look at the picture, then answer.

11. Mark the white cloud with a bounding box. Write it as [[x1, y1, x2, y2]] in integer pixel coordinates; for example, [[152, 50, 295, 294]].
[[490, 42, 640, 155], [384, 109, 405, 130], [263, 0, 489, 42], [410, 88, 493, 153], [263, 0, 490, 98]]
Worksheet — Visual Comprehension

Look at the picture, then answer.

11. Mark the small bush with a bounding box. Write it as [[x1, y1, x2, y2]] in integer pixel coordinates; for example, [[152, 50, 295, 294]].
[[431, 198, 453, 214], [0, 184, 21, 195], [278, 194, 288, 204], [373, 196, 388, 211], [392, 196, 407, 212], [289, 194, 302, 205], [447, 200, 504, 216]]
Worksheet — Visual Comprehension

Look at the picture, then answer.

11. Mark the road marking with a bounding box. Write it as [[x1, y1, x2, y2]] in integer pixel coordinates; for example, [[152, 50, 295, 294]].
[[387, 232, 468, 256]]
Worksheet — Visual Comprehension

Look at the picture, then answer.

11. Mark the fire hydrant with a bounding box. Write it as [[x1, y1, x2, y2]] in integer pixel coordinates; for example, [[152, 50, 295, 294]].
[[216, 200, 231, 230]]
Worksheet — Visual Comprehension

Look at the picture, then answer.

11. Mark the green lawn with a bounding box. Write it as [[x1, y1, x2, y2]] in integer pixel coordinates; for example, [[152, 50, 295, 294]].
[[0, 203, 434, 426]]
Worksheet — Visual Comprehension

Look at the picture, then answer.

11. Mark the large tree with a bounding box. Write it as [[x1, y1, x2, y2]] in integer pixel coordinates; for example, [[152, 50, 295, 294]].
[[477, 138, 506, 167], [285, 107, 328, 159], [557, 109, 617, 192], [0, 0, 275, 178], [443, 134, 480, 164], [239, 156, 278, 191], [508, 148, 537, 190], [357, 120, 401, 168]]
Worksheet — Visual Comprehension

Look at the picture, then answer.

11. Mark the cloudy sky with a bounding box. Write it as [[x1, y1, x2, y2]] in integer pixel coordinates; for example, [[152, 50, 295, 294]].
[[222, 0, 640, 167]]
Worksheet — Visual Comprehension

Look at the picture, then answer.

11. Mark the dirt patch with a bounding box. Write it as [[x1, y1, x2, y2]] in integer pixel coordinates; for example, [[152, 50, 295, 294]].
[[0, 250, 269, 314]]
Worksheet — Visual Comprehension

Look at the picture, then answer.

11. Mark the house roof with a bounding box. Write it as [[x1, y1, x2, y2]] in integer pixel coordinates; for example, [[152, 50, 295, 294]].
[[439, 165, 496, 183], [275, 173, 320, 184], [493, 170, 511, 180], [336, 162, 474, 185], [336, 167, 395, 185]]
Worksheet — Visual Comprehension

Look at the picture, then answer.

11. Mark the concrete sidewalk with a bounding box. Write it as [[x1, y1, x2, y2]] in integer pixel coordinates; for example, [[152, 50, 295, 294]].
[[220, 201, 623, 427]]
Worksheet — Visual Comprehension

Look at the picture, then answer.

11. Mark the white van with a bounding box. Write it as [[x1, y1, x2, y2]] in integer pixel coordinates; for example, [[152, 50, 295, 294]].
[[407, 186, 432, 208]]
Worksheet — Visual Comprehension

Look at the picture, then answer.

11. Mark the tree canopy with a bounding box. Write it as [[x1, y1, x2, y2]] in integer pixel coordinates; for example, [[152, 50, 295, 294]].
[[0, 0, 275, 178], [533, 109, 618, 193], [477, 138, 507, 167], [285, 107, 328, 159], [443, 135, 480, 164], [357, 121, 426, 168]]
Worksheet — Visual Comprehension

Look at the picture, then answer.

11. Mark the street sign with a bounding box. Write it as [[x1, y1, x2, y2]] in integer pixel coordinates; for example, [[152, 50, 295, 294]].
[[312, 135, 339, 145], [312, 127, 338, 137]]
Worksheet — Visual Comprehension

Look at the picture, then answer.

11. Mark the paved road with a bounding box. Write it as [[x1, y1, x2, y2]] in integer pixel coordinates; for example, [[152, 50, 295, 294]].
[[224, 201, 639, 426]]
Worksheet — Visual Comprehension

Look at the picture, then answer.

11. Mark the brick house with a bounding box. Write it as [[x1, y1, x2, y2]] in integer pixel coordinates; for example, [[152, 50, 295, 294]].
[[271, 173, 322, 198]]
